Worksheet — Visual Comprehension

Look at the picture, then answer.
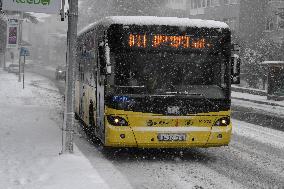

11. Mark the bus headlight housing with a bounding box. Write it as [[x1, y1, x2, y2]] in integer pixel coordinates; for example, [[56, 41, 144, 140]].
[[107, 115, 129, 126], [214, 117, 230, 126]]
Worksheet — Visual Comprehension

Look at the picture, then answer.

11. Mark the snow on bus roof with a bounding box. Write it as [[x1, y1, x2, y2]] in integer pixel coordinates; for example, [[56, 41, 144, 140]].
[[106, 16, 229, 28], [78, 16, 229, 36]]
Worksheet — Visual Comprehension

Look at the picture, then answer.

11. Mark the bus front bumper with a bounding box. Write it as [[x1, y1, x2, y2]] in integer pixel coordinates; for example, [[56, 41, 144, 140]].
[[105, 124, 232, 148]]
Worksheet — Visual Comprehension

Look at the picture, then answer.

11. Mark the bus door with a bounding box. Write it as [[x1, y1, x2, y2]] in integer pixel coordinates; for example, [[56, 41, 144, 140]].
[[89, 66, 97, 130], [96, 43, 106, 140], [78, 62, 84, 118]]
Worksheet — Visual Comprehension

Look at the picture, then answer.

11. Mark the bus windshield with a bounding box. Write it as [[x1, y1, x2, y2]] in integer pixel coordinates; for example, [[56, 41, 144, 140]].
[[112, 51, 228, 99]]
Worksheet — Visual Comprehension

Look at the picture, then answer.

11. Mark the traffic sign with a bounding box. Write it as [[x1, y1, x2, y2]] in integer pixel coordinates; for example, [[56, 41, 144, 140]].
[[2, 0, 61, 14], [20, 47, 30, 57]]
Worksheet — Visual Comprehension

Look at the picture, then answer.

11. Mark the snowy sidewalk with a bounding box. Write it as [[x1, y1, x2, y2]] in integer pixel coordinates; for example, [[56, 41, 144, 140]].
[[232, 91, 284, 118], [0, 69, 110, 189], [232, 91, 284, 107]]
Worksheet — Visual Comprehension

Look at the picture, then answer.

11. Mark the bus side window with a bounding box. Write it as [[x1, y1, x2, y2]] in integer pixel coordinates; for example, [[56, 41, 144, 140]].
[[98, 45, 106, 75], [82, 61, 85, 83], [79, 61, 84, 82]]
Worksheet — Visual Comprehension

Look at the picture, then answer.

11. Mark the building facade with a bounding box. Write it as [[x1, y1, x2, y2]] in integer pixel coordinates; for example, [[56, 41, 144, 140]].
[[162, 0, 188, 17], [264, 0, 284, 45], [185, 0, 284, 48], [22, 14, 67, 66]]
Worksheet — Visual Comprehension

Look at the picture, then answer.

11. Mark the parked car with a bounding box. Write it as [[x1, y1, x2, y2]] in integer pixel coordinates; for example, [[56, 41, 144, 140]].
[[7, 64, 19, 74], [55, 66, 66, 80], [4, 62, 12, 71]]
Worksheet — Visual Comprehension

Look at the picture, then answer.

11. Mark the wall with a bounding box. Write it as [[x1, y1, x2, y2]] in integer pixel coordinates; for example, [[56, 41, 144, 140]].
[[239, 0, 267, 48]]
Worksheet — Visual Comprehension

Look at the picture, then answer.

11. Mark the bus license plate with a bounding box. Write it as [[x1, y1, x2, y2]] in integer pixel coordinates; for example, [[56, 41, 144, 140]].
[[158, 133, 186, 141]]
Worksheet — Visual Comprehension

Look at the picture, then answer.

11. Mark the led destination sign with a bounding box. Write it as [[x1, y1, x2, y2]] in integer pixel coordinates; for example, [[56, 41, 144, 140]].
[[128, 34, 211, 49]]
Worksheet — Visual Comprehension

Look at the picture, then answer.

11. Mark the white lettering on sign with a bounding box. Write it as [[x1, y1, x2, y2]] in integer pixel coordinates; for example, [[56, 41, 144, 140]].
[[2, 0, 61, 14]]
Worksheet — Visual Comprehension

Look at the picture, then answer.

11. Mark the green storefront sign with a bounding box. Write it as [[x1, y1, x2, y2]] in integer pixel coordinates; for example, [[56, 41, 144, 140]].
[[3, 0, 60, 14], [13, 0, 51, 6]]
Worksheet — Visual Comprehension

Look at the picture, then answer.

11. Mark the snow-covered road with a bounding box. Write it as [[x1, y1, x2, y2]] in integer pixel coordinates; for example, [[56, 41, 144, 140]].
[[75, 119, 284, 189]]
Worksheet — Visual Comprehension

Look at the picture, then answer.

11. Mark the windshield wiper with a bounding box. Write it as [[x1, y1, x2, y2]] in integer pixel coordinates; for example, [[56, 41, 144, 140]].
[[163, 91, 219, 109], [116, 85, 145, 88], [185, 92, 220, 109], [165, 91, 178, 94]]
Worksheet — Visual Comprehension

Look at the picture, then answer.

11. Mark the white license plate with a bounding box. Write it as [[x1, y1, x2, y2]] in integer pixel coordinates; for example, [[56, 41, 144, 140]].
[[158, 133, 187, 141]]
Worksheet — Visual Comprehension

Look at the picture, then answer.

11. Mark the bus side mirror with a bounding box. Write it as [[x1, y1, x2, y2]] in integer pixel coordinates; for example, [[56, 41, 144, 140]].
[[231, 54, 241, 84], [105, 43, 111, 75]]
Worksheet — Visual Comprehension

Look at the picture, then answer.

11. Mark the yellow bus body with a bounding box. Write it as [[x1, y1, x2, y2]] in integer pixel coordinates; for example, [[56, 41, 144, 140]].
[[75, 81, 232, 148], [104, 108, 232, 148], [75, 16, 234, 149]]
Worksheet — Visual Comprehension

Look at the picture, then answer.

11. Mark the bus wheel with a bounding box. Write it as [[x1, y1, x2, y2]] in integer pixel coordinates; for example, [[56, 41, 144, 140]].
[[101, 146, 119, 155]]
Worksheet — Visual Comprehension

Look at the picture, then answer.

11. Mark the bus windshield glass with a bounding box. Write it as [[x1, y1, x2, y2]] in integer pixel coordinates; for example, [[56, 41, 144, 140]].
[[108, 24, 230, 99], [112, 51, 227, 99]]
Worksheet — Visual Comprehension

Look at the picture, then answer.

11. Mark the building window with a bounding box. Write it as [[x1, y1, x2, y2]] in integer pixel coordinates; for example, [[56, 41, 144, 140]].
[[201, 0, 206, 7], [211, 0, 220, 6], [189, 0, 233, 10], [224, 0, 239, 5], [190, 0, 203, 9], [191, 0, 201, 9], [166, 0, 187, 10], [207, 0, 211, 6], [268, 0, 284, 3], [197, 0, 202, 8], [229, 0, 239, 4], [223, 17, 238, 30], [265, 19, 274, 31], [277, 15, 284, 29], [189, 0, 206, 15]]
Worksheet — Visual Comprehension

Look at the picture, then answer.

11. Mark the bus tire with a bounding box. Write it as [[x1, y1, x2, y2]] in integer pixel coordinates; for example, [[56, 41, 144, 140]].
[[101, 146, 116, 154]]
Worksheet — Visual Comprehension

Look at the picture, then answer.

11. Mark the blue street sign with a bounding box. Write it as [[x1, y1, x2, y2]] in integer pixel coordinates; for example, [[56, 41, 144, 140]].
[[20, 47, 30, 56]]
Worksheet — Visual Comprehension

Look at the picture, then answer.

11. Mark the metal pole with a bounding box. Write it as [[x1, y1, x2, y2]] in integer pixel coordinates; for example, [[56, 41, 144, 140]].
[[61, 0, 78, 153], [3, 49, 6, 69], [18, 12, 23, 82], [23, 54, 25, 89]]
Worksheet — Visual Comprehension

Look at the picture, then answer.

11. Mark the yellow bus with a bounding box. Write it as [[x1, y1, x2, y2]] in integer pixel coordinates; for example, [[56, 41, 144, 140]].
[[75, 16, 240, 148]]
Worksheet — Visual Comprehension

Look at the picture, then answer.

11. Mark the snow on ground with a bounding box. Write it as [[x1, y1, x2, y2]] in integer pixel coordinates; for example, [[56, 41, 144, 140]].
[[232, 91, 284, 117], [232, 91, 284, 106], [0, 69, 110, 189], [233, 119, 284, 150]]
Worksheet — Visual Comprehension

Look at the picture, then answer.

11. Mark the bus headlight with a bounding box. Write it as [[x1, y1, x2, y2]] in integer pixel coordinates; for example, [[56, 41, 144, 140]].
[[214, 117, 230, 126], [107, 115, 129, 126]]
